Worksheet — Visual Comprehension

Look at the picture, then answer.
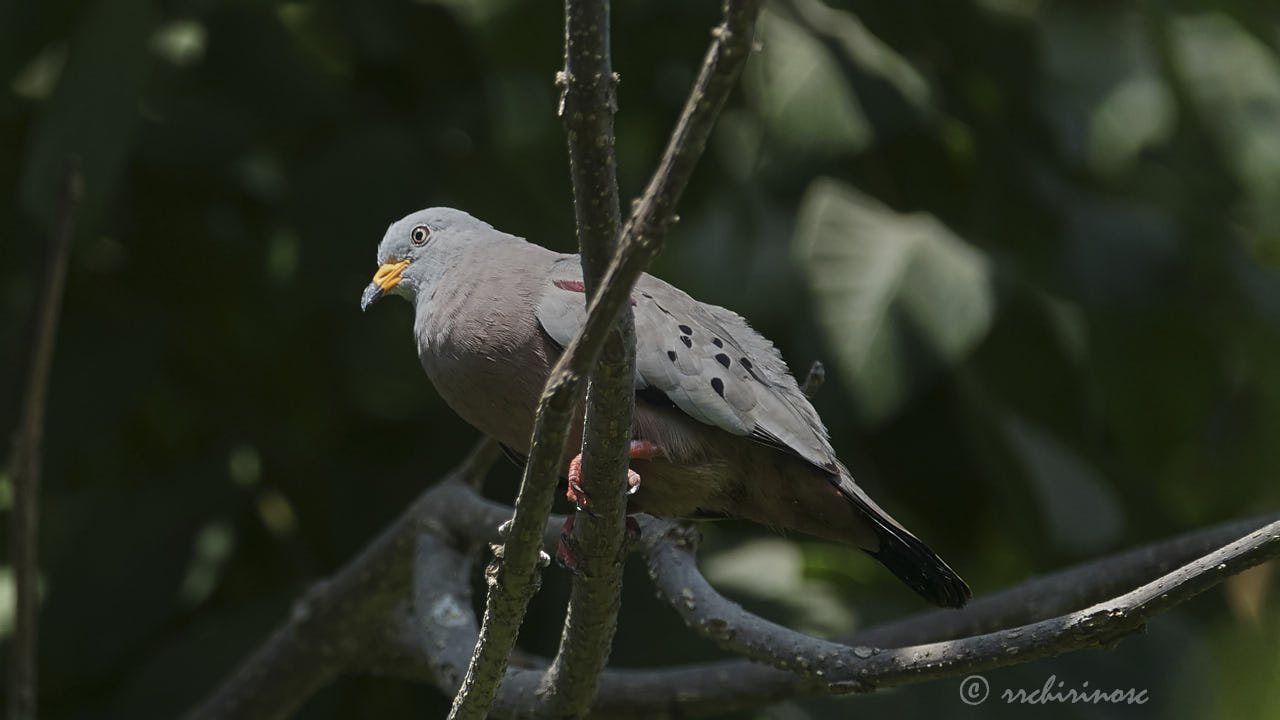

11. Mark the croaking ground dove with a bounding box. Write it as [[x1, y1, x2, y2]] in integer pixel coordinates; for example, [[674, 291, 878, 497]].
[[361, 208, 970, 608]]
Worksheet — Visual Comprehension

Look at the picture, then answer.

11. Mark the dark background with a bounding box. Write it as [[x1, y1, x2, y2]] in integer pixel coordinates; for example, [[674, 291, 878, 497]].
[[3, 0, 1279, 717]]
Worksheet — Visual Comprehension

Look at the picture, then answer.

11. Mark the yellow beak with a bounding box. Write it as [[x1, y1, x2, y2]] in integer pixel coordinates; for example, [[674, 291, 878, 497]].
[[373, 259, 410, 290], [360, 259, 410, 311]]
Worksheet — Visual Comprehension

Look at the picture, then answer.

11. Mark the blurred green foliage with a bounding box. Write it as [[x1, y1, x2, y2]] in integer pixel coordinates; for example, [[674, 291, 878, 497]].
[[2, 0, 1279, 718]]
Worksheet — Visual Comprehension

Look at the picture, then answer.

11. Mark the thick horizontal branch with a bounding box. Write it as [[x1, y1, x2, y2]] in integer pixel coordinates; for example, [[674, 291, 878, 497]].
[[642, 514, 1280, 692]]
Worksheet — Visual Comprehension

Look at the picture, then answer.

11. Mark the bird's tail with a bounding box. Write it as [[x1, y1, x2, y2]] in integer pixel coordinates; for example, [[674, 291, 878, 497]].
[[838, 478, 971, 608]]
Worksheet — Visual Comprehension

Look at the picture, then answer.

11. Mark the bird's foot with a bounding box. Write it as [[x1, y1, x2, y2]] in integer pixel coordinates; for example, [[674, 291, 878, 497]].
[[565, 454, 599, 517], [557, 440, 659, 570], [565, 440, 659, 511], [626, 440, 659, 495]]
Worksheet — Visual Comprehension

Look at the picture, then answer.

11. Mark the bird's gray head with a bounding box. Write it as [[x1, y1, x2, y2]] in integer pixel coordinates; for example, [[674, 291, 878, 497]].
[[360, 207, 498, 311]]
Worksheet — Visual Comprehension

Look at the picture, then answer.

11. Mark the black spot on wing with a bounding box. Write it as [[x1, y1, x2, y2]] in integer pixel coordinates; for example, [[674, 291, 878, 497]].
[[680, 335, 692, 348], [667, 350, 677, 361], [679, 324, 693, 335], [738, 356, 770, 385], [714, 353, 731, 368], [710, 377, 725, 397], [712, 337, 723, 348]]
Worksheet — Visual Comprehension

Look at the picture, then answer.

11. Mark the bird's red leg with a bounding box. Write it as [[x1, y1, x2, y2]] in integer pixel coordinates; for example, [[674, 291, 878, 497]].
[[566, 440, 658, 510], [564, 453, 594, 515], [558, 440, 661, 569]]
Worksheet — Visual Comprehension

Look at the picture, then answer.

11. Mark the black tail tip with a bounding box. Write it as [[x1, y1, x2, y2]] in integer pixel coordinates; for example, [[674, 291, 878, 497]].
[[866, 529, 971, 609]]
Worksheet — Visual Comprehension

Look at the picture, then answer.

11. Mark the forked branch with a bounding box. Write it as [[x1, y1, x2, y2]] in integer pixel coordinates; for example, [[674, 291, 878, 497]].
[[447, 2, 762, 718]]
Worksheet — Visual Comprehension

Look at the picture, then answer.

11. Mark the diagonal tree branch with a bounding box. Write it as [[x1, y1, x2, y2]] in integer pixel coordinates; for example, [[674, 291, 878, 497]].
[[844, 512, 1280, 648], [8, 161, 82, 720], [447, 2, 762, 718], [540, 0, 635, 716], [188, 428, 1279, 719], [186, 440, 507, 720], [375, 504, 1279, 717], [642, 515, 1280, 691]]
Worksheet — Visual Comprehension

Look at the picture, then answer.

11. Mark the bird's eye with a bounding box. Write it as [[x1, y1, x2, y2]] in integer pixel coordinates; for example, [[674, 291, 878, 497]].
[[410, 225, 431, 246]]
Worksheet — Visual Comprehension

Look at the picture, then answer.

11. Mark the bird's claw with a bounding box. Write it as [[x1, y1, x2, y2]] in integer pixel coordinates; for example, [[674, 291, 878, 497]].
[[567, 476, 600, 518], [565, 454, 598, 516], [555, 515, 581, 572], [565, 440, 656, 509], [557, 441, 657, 570]]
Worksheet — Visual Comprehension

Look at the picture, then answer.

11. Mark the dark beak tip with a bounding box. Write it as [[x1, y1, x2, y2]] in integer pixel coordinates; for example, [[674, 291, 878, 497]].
[[360, 282, 384, 312]]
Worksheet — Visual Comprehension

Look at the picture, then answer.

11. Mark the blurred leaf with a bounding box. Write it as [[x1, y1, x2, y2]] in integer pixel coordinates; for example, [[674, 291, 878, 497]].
[[1205, 596, 1280, 720], [275, 3, 352, 77], [18, 0, 156, 227], [1037, 6, 1174, 176], [1224, 560, 1276, 626], [1002, 413, 1124, 555], [1047, 179, 1180, 308], [255, 487, 299, 538], [793, 178, 997, 423], [976, 0, 1042, 18], [1172, 13, 1280, 241], [424, 0, 520, 27], [785, 0, 933, 113], [712, 108, 765, 182], [744, 7, 871, 156], [701, 538, 857, 636], [228, 444, 263, 486], [10, 42, 67, 99], [1088, 75, 1175, 176], [178, 521, 236, 606], [150, 20, 207, 67], [0, 566, 45, 640]]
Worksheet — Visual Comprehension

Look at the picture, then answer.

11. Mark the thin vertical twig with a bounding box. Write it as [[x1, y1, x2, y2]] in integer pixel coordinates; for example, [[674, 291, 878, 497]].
[[540, 1, 634, 716], [446, 2, 763, 718], [8, 161, 83, 720]]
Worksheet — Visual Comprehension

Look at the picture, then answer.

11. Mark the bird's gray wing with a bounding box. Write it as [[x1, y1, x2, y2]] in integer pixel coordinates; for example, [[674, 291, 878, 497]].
[[535, 256, 839, 474]]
